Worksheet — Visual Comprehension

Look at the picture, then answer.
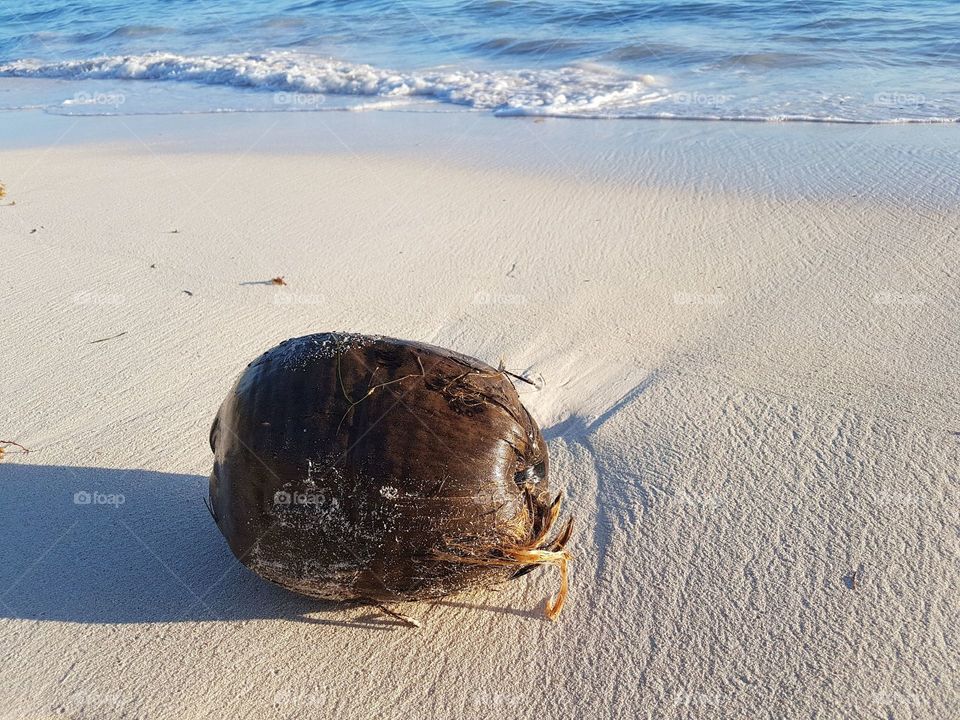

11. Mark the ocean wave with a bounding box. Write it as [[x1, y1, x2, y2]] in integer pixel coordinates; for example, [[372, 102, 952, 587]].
[[0, 52, 958, 123], [0, 51, 666, 115]]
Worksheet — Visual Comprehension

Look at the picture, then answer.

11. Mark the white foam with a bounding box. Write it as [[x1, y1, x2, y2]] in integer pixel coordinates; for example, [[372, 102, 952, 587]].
[[0, 51, 667, 117], [2, 52, 958, 123]]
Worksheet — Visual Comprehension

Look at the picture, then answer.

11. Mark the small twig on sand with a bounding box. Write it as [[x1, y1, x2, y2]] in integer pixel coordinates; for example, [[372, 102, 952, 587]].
[[496, 358, 540, 387], [90, 331, 128, 344], [0, 440, 30, 461], [239, 277, 287, 287], [372, 602, 422, 628], [503, 369, 538, 386]]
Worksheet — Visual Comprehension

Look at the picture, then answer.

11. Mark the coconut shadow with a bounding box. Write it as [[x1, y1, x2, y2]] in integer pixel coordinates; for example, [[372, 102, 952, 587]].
[[0, 463, 549, 629], [0, 463, 416, 629]]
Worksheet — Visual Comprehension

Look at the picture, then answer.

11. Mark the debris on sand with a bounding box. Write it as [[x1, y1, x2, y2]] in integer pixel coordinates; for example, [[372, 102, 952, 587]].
[[0, 440, 30, 462], [90, 331, 128, 345], [240, 277, 288, 287], [843, 566, 863, 590]]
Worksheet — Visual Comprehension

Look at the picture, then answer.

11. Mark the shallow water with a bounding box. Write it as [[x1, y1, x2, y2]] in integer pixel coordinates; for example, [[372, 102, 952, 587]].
[[1, 0, 958, 122]]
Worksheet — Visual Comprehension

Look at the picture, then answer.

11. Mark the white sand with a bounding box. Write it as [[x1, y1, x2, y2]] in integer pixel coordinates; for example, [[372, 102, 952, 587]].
[[0, 126, 958, 719]]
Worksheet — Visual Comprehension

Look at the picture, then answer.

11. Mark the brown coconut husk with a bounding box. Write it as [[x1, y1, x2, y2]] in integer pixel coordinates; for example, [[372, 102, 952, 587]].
[[434, 488, 574, 620], [209, 332, 574, 622]]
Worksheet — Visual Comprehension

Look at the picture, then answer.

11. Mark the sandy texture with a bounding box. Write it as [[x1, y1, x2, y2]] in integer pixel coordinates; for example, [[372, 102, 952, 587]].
[[0, 136, 958, 719]]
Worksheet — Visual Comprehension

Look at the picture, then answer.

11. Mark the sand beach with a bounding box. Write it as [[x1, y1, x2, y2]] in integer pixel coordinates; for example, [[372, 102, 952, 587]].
[[0, 109, 957, 718]]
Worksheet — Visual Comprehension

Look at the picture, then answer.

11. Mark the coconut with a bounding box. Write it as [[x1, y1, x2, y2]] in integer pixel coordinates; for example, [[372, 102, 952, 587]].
[[209, 332, 572, 621]]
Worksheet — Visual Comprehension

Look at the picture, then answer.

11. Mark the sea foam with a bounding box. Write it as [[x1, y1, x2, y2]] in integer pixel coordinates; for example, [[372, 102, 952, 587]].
[[0, 52, 666, 117], [1, 52, 958, 123]]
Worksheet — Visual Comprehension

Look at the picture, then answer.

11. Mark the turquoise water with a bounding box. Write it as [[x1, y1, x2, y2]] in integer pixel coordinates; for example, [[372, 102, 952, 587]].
[[1, 0, 958, 121]]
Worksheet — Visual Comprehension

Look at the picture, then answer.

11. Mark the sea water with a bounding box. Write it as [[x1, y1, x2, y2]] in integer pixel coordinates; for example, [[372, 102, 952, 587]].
[[0, 0, 958, 122]]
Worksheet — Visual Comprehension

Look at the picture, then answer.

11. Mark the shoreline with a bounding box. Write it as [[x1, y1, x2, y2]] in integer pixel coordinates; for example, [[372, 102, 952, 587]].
[[2, 105, 960, 204]]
